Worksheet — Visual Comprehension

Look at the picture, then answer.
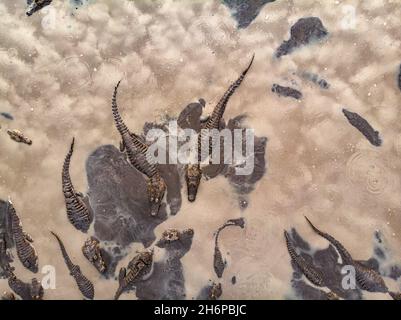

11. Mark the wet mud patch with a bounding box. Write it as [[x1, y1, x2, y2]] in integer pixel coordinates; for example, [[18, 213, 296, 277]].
[[369, 231, 401, 281], [86, 145, 169, 248], [298, 71, 330, 90], [222, 0, 276, 29], [398, 64, 401, 92], [275, 17, 328, 58]]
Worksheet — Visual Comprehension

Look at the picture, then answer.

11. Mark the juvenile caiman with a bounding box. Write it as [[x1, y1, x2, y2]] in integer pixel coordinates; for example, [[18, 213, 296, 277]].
[[112, 81, 166, 216], [186, 54, 255, 202], [62, 138, 93, 233], [51, 231, 94, 300], [82, 236, 107, 274], [114, 250, 153, 300]]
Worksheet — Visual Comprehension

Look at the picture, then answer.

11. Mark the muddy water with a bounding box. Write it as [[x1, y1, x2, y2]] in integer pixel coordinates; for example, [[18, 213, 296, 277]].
[[0, 0, 400, 299]]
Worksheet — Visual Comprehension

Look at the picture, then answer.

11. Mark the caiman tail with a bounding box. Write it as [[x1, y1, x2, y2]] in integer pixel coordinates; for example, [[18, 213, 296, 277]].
[[304, 216, 353, 264], [51, 231, 95, 299], [284, 230, 324, 287], [204, 53, 255, 130], [73, 271, 95, 300], [284, 230, 298, 262], [50, 231, 75, 271], [114, 267, 127, 300], [62, 137, 75, 195], [112, 80, 129, 136]]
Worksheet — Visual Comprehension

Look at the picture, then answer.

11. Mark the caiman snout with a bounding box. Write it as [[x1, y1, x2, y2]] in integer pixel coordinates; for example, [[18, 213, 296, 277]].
[[185, 164, 201, 203], [147, 175, 166, 216], [187, 185, 198, 202], [150, 202, 161, 217]]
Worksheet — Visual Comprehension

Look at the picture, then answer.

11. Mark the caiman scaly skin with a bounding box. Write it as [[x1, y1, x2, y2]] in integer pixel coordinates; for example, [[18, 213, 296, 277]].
[[26, 0, 52, 16], [8, 199, 38, 273], [114, 250, 153, 300], [305, 216, 388, 293], [284, 230, 324, 287], [186, 54, 255, 202], [185, 164, 202, 202], [7, 273, 44, 300], [51, 231, 95, 300], [112, 81, 166, 216], [62, 138, 93, 232], [82, 236, 106, 274]]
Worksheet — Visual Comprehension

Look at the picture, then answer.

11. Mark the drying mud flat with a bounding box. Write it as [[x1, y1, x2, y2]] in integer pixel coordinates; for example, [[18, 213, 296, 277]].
[[0, 0, 401, 300]]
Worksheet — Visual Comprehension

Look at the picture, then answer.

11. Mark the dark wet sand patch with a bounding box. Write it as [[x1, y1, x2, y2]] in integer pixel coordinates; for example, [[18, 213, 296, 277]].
[[0, 112, 13, 120], [342, 108, 382, 147], [298, 71, 330, 89], [275, 17, 328, 58], [222, 0, 276, 29], [271, 83, 302, 100]]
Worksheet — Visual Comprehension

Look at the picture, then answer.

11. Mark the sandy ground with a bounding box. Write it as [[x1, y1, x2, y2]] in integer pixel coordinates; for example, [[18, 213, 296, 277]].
[[0, 0, 400, 299]]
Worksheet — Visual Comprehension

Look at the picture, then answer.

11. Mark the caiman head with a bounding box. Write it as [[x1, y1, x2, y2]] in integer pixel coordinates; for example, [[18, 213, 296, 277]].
[[30, 278, 44, 300], [185, 164, 202, 202], [156, 229, 194, 257], [147, 175, 166, 216], [25, 258, 39, 274]]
